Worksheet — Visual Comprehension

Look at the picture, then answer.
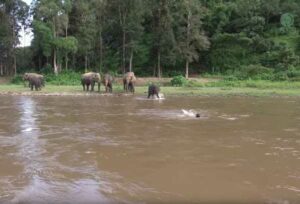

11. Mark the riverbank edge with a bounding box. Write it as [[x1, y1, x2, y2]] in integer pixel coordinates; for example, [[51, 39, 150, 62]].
[[0, 84, 300, 97]]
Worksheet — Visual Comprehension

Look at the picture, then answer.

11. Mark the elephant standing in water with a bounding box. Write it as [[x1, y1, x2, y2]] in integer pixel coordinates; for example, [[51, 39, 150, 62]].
[[23, 73, 44, 91], [81, 72, 101, 92], [123, 72, 136, 93], [148, 84, 160, 98], [102, 74, 113, 93]]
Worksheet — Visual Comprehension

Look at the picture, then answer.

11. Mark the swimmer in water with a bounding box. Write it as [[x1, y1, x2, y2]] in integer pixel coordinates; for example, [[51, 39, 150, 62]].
[[182, 109, 200, 118]]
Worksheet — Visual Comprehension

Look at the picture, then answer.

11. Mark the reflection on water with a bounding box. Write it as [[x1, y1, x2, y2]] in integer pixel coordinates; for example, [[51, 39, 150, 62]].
[[0, 95, 299, 203]]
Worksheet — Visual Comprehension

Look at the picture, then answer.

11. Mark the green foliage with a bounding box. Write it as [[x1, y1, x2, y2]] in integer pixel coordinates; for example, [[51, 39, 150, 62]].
[[45, 71, 81, 85], [3, 0, 300, 81], [171, 75, 188, 87], [40, 63, 53, 74], [55, 37, 78, 53], [10, 75, 24, 85], [239, 64, 274, 80]]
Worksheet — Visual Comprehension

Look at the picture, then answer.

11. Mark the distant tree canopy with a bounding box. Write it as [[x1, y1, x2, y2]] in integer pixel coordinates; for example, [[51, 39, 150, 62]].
[[1, 0, 300, 78]]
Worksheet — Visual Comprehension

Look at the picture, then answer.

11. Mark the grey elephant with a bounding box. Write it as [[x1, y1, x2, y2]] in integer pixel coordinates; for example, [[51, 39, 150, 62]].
[[23, 73, 44, 91], [123, 72, 136, 93], [81, 72, 101, 92], [148, 84, 160, 98], [102, 74, 113, 93]]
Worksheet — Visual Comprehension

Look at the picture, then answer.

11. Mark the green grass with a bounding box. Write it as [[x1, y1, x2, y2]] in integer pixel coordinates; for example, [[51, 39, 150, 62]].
[[205, 80, 300, 89], [1, 82, 300, 97]]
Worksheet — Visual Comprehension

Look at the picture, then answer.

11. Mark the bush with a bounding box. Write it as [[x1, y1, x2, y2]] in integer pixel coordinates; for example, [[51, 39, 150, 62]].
[[164, 70, 184, 77], [186, 80, 204, 87], [287, 68, 300, 78], [225, 64, 275, 80], [223, 75, 239, 81], [273, 71, 288, 81], [46, 70, 81, 85], [11, 75, 24, 85], [242, 64, 274, 79], [171, 75, 188, 87], [40, 63, 52, 74]]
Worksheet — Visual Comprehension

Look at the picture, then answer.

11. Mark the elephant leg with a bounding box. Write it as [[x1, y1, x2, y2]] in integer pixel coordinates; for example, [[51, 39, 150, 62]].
[[30, 83, 34, 91], [91, 82, 95, 91], [82, 85, 85, 91], [98, 83, 100, 92]]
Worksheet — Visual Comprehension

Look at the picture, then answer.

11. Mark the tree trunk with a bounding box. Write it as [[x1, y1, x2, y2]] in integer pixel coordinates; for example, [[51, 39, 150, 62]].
[[129, 49, 133, 72], [65, 54, 68, 70], [13, 54, 17, 76], [153, 63, 156, 77], [85, 54, 88, 73], [119, 5, 127, 74], [122, 28, 126, 74], [53, 17, 58, 75], [53, 49, 58, 75], [99, 33, 103, 73], [0, 63, 3, 76], [157, 50, 161, 78], [185, 10, 191, 79], [185, 59, 189, 79], [65, 19, 68, 70], [39, 56, 41, 70]]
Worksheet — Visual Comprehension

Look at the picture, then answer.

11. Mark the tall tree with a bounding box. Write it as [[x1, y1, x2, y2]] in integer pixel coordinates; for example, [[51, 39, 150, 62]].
[[33, 0, 75, 74], [150, 0, 176, 78], [126, 0, 145, 72], [70, 0, 97, 72], [93, 0, 107, 73], [174, 0, 210, 78], [0, 0, 29, 76]]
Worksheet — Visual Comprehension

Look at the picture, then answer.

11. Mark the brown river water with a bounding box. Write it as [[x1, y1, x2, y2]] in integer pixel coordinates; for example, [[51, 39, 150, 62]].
[[0, 95, 299, 204]]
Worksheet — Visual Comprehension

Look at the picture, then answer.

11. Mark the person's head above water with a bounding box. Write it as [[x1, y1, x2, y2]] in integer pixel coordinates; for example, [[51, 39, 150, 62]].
[[195, 113, 200, 118]]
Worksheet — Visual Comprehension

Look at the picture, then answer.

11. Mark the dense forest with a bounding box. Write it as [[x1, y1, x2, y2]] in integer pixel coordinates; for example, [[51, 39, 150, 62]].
[[1, 0, 300, 79]]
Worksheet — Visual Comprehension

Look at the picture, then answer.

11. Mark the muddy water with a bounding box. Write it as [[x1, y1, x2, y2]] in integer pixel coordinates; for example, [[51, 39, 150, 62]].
[[0, 95, 299, 204]]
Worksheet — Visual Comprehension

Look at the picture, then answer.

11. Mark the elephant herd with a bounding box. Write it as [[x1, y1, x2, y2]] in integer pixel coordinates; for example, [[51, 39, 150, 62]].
[[22, 71, 160, 98], [80, 71, 136, 93]]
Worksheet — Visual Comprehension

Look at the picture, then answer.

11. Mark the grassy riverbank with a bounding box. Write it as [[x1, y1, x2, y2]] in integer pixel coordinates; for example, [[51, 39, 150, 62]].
[[1, 80, 300, 96]]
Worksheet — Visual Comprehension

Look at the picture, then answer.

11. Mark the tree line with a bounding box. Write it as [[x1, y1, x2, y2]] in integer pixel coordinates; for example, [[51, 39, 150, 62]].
[[1, 0, 300, 79]]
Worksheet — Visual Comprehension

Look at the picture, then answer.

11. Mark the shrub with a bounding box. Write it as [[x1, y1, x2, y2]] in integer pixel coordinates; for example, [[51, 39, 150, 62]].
[[40, 63, 52, 74], [273, 71, 288, 81], [227, 64, 275, 80], [186, 80, 204, 87], [46, 70, 81, 85], [287, 68, 300, 78], [171, 75, 188, 87], [164, 70, 184, 77], [11, 75, 24, 84], [223, 75, 238, 81]]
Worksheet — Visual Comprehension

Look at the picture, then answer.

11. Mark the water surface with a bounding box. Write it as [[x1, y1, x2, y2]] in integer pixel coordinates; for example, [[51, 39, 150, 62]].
[[0, 95, 299, 203]]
